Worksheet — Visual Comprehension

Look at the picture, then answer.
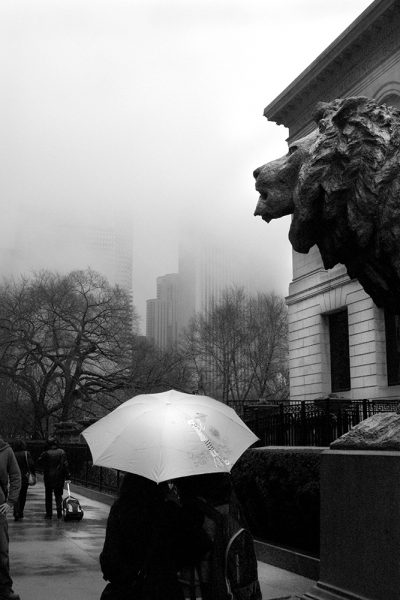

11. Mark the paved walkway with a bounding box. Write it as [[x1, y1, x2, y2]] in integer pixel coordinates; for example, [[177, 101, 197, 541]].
[[7, 481, 314, 600]]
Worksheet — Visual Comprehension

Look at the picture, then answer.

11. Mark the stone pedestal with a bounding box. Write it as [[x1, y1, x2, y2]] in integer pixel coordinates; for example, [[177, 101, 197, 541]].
[[302, 450, 400, 600]]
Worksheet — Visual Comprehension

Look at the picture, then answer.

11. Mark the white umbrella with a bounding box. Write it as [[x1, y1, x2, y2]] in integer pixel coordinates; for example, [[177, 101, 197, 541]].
[[82, 389, 258, 483]]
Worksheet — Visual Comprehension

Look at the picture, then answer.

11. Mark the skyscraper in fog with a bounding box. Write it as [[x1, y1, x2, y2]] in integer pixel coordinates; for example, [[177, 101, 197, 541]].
[[86, 220, 133, 291], [146, 229, 257, 348], [177, 238, 238, 334], [0, 202, 133, 294], [146, 273, 180, 349]]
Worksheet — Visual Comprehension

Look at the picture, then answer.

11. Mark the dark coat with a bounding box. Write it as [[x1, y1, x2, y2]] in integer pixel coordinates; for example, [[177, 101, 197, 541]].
[[38, 446, 70, 486], [100, 478, 211, 600], [0, 438, 21, 506], [14, 450, 36, 486]]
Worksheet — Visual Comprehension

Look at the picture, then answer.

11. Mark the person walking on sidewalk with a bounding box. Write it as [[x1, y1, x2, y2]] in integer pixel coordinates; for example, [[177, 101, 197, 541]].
[[12, 440, 35, 522], [0, 435, 21, 600], [38, 437, 70, 520]]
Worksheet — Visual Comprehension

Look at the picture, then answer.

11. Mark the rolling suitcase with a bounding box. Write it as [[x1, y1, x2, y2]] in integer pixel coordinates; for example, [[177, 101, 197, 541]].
[[62, 482, 84, 521]]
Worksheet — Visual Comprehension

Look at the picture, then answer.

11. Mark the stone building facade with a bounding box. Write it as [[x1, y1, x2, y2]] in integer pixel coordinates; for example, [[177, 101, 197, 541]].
[[264, 0, 400, 401]]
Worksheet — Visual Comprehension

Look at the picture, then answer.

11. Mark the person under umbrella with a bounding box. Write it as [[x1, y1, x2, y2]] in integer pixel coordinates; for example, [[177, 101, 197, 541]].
[[99, 473, 211, 600], [84, 391, 259, 599]]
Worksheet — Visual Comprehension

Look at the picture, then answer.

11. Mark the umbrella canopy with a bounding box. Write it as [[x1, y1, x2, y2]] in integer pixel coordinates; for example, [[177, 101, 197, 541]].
[[82, 389, 258, 483]]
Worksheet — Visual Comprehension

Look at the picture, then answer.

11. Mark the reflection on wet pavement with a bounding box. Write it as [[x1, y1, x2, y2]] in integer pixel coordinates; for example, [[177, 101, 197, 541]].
[[8, 480, 111, 599]]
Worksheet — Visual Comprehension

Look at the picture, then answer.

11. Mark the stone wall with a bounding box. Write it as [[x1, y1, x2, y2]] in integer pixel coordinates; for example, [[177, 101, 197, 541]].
[[287, 260, 400, 401]]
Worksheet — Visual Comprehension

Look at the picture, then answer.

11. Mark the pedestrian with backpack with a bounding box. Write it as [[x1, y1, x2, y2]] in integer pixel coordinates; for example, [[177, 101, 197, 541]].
[[176, 473, 262, 600], [0, 435, 21, 600], [38, 437, 71, 520], [99, 473, 211, 600]]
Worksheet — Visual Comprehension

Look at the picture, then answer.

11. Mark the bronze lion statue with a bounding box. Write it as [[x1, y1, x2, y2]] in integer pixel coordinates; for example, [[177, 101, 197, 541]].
[[254, 96, 400, 312]]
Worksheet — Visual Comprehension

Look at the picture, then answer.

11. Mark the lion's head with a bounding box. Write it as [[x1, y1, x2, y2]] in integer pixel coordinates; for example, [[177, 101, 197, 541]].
[[254, 96, 400, 311]]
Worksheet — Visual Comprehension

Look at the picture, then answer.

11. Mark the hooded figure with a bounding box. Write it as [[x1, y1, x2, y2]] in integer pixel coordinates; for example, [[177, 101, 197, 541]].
[[0, 437, 21, 600]]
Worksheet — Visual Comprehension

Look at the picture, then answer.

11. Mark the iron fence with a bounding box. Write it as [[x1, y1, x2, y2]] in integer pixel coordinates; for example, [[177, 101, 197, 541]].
[[26, 398, 400, 493], [27, 441, 122, 495], [244, 398, 400, 447]]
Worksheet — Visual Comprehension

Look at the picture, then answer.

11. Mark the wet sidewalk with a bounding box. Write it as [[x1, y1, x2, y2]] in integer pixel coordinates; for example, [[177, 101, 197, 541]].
[[8, 481, 314, 600]]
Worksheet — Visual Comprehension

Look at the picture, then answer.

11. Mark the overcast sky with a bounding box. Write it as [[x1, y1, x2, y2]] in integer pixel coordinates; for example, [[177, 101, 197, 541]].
[[0, 0, 373, 330]]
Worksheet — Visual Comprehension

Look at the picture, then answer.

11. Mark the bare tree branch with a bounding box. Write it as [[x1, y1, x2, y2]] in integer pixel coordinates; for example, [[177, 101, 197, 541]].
[[182, 286, 289, 414]]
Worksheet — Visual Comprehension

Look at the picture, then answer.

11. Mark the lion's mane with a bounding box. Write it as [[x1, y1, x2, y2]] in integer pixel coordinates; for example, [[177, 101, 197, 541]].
[[288, 96, 400, 311]]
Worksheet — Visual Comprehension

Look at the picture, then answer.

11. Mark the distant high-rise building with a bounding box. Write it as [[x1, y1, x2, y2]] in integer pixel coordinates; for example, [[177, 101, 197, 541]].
[[177, 234, 250, 400], [146, 298, 157, 344], [146, 273, 180, 349], [86, 220, 133, 292], [178, 243, 227, 332], [0, 202, 133, 294], [146, 231, 255, 348], [177, 231, 252, 334]]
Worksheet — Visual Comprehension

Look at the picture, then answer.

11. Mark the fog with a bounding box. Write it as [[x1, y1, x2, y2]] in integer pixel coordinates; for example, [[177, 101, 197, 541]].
[[0, 0, 373, 330]]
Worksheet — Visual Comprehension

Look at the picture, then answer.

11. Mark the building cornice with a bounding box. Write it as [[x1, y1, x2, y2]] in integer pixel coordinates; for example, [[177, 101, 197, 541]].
[[265, 0, 400, 138], [285, 272, 354, 306]]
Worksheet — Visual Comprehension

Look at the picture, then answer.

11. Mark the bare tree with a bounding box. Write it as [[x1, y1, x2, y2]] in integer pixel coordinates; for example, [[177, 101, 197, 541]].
[[246, 292, 289, 402], [128, 337, 193, 395], [184, 287, 288, 414], [0, 380, 33, 438], [0, 269, 137, 437]]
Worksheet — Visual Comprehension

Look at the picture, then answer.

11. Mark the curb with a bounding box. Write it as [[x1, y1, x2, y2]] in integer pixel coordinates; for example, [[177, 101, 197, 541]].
[[67, 482, 116, 506], [255, 540, 319, 581]]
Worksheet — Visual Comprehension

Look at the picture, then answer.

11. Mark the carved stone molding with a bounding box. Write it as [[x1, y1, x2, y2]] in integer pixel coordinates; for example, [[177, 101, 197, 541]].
[[265, 2, 400, 138]]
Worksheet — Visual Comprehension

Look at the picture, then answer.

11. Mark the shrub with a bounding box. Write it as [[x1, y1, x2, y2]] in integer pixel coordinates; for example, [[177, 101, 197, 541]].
[[231, 447, 323, 556]]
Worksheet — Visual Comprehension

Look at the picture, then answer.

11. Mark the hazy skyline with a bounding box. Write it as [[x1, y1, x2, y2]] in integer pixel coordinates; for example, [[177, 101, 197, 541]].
[[0, 0, 373, 330]]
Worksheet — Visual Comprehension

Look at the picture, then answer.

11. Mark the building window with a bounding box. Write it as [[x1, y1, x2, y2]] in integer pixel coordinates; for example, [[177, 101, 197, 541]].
[[329, 309, 350, 392], [384, 310, 400, 386]]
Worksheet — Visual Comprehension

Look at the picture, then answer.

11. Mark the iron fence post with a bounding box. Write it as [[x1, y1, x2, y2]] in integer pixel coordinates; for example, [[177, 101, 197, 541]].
[[301, 401, 307, 445], [337, 408, 342, 438], [279, 403, 285, 445], [323, 398, 331, 446], [363, 399, 368, 420]]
